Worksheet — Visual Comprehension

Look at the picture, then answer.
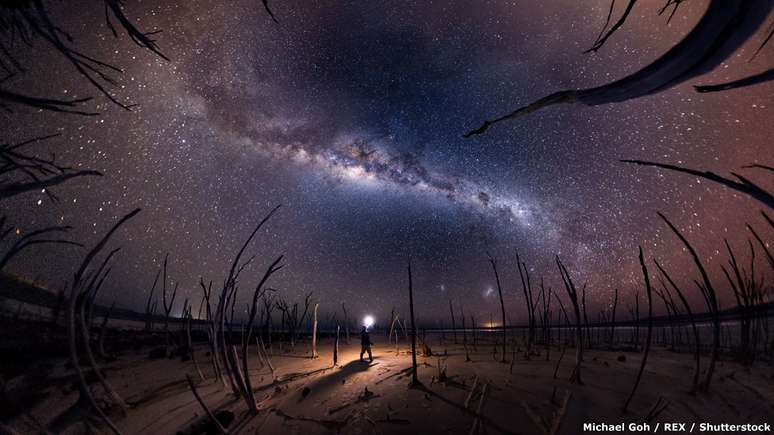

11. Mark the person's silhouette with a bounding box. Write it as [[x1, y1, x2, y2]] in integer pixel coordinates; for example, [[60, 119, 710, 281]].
[[360, 326, 373, 362]]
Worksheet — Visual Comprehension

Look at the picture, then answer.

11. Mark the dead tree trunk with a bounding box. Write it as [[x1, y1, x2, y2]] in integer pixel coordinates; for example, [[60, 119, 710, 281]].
[[653, 285, 672, 348], [311, 302, 319, 359], [628, 292, 641, 352], [334, 323, 340, 366], [609, 289, 618, 349], [144, 268, 160, 330], [655, 260, 700, 393], [556, 256, 583, 384], [342, 302, 350, 344], [262, 294, 274, 354], [449, 299, 458, 344], [66, 208, 140, 435], [470, 315, 477, 350], [407, 260, 420, 387], [581, 284, 590, 350], [186, 307, 205, 381], [461, 304, 471, 361], [722, 239, 759, 366], [78, 282, 127, 411], [659, 212, 720, 391], [488, 254, 507, 362], [388, 312, 400, 352], [161, 254, 178, 347], [622, 247, 654, 413], [242, 253, 284, 413], [516, 252, 536, 357], [199, 278, 222, 383], [541, 278, 552, 361], [69, 287, 123, 435]]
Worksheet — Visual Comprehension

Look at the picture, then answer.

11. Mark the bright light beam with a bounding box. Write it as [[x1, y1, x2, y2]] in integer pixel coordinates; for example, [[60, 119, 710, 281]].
[[363, 315, 375, 328]]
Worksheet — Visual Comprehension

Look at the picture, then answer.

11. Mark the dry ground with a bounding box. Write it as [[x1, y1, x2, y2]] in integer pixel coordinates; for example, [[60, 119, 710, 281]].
[[8, 335, 774, 434]]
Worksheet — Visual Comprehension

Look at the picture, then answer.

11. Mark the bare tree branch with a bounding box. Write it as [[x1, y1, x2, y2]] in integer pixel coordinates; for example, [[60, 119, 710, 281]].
[[695, 68, 774, 93], [262, 0, 279, 24], [464, 0, 772, 137], [621, 159, 774, 209]]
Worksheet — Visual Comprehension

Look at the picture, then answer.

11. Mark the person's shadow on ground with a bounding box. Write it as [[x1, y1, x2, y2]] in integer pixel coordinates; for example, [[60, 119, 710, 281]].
[[302, 357, 380, 398]]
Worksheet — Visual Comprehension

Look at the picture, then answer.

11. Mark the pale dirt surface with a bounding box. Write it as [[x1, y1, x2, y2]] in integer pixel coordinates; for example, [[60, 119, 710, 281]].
[[8, 335, 774, 434]]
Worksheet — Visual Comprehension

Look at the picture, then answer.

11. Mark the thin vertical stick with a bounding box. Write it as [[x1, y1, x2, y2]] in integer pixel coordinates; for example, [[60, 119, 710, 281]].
[[311, 303, 319, 358], [449, 300, 458, 344], [488, 254, 507, 362], [622, 247, 654, 413], [334, 324, 340, 366], [408, 260, 419, 387]]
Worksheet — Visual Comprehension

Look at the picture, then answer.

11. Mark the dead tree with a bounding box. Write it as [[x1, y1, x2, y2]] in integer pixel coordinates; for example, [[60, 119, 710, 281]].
[[388, 312, 401, 353], [470, 314, 477, 350], [276, 292, 312, 351], [161, 254, 178, 346], [580, 284, 591, 349], [0, 2, 169, 113], [555, 256, 583, 384], [696, 68, 774, 93], [653, 284, 676, 349], [721, 239, 765, 365], [311, 302, 319, 358], [75, 248, 127, 411], [460, 304, 471, 361], [144, 268, 160, 330], [297, 293, 313, 345], [262, 293, 275, 352], [224, 205, 283, 413], [622, 247, 655, 413], [386, 306, 395, 338], [333, 323, 340, 366], [659, 212, 720, 391], [552, 288, 570, 346], [628, 292, 641, 351], [244, 270, 281, 409], [609, 288, 618, 349], [407, 260, 420, 387], [342, 302, 350, 344], [487, 254, 507, 362], [205, 205, 282, 402], [66, 208, 139, 435], [449, 299, 458, 344], [622, 160, 774, 210], [0, 221, 83, 271], [199, 278, 222, 383], [655, 260, 701, 392], [463, 1, 774, 137], [516, 251, 538, 356], [540, 278, 552, 360], [747, 222, 773, 269], [186, 306, 205, 381], [0, 134, 102, 201]]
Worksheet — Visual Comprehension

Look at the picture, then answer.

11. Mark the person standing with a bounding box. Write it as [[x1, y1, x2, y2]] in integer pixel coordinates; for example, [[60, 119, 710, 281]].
[[360, 325, 373, 362]]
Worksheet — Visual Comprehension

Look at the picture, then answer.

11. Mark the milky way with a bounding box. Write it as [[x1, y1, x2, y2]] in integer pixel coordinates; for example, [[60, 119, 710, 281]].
[[1, 0, 772, 324]]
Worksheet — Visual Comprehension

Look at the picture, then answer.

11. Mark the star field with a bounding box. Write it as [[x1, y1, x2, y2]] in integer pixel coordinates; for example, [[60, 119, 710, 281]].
[[2, 0, 772, 324]]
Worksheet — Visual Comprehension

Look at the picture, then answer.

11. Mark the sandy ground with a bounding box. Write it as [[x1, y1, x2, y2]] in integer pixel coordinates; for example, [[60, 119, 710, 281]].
[[8, 335, 774, 434]]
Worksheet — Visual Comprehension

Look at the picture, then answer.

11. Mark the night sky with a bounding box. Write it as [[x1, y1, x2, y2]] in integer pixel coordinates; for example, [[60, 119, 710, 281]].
[[2, 0, 773, 325]]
